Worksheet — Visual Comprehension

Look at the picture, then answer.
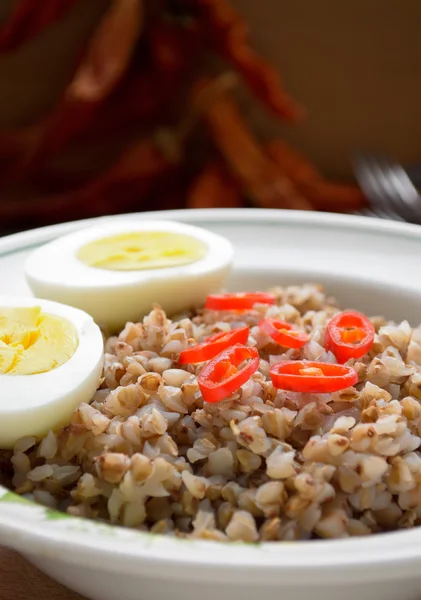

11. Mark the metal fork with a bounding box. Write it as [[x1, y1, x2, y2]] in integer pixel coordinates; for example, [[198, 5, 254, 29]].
[[353, 155, 421, 223]]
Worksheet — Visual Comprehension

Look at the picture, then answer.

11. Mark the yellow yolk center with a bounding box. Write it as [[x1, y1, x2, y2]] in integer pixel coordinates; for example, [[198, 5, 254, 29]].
[[0, 307, 78, 375], [76, 231, 208, 271]]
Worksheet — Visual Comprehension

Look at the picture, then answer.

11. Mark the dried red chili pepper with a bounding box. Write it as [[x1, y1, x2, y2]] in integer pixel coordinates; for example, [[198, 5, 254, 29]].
[[193, 0, 301, 121], [0, 136, 174, 222], [7, 0, 145, 179], [259, 319, 309, 349], [325, 311, 375, 363], [58, 134, 177, 213], [266, 140, 322, 185], [267, 141, 367, 212], [206, 292, 276, 311], [194, 78, 311, 210], [198, 344, 259, 403], [0, 123, 44, 185], [179, 326, 249, 364], [83, 19, 201, 139], [68, 0, 143, 103], [270, 360, 358, 393], [0, 0, 79, 53], [294, 180, 367, 213], [187, 161, 243, 209]]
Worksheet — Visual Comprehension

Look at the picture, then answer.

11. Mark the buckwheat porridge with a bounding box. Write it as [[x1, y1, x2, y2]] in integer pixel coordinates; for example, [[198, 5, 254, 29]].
[[2, 284, 421, 542]]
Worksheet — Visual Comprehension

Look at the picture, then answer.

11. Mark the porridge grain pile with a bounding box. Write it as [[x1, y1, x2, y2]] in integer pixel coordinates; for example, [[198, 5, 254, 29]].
[[4, 284, 421, 541]]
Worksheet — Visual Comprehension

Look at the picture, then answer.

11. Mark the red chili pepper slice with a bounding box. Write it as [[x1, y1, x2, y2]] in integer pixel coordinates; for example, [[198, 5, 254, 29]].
[[270, 360, 358, 393], [259, 318, 309, 349], [179, 326, 249, 364], [205, 292, 276, 311], [198, 344, 259, 403], [325, 311, 375, 363]]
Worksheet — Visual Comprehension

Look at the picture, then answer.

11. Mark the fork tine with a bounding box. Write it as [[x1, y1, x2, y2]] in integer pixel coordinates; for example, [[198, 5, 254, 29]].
[[354, 154, 417, 222], [367, 157, 393, 202], [354, 207, 406, 221], [374, 157, 421, 223], [354, 156, 405, 221], [387, 163, 419, 209], [358, 156, 389, 206]]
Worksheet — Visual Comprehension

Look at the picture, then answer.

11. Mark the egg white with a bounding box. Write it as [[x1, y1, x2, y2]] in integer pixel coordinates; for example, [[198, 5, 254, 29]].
[[0, 295, 104, 449], [25, 220, 234, 331]]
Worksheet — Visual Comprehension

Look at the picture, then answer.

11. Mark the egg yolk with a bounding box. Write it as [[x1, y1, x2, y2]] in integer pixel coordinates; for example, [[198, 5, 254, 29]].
[[76, 231, 208, 271], [0, 307, 78, 375]]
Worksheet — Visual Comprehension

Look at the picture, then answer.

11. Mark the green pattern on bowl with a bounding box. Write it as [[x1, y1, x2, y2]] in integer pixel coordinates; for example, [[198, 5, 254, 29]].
[[0, 490, 32, 505], [0, 487, 157, 542]]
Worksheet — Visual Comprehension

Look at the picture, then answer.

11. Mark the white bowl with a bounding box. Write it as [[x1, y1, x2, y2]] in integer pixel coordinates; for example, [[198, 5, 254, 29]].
[[1, 208, 421, 600]]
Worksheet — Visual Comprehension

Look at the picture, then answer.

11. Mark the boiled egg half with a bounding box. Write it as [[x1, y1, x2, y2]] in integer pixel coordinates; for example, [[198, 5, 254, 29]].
[[0, 295, 103, 449], [25, 220, 233, 330]]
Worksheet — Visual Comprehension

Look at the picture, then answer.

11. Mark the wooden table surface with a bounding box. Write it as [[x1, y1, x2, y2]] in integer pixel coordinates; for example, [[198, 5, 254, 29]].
[[0, 548, 85, 600]]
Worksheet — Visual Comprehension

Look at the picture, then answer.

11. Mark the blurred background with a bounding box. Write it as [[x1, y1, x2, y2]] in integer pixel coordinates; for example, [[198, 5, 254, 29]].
[[0, 0, 420, 234]]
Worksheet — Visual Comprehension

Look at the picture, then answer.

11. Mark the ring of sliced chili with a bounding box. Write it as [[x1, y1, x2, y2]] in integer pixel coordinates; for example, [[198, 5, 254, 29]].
[[325, 310, 375, 363], [198, 344, 259, 403], [179, 326, 249, 364], [205, 292, 276, 311], [259, 318, 309, 348], [270, 360, 358, 393]]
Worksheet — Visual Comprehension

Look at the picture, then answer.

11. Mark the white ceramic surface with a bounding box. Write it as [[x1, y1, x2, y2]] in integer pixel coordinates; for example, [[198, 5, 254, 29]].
[[1, 209, 421, 600]]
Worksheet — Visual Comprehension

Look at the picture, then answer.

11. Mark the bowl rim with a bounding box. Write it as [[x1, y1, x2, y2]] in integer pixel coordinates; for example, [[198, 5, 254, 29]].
[[2, 208, 421, 577], [3, 207, 421, 254]]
